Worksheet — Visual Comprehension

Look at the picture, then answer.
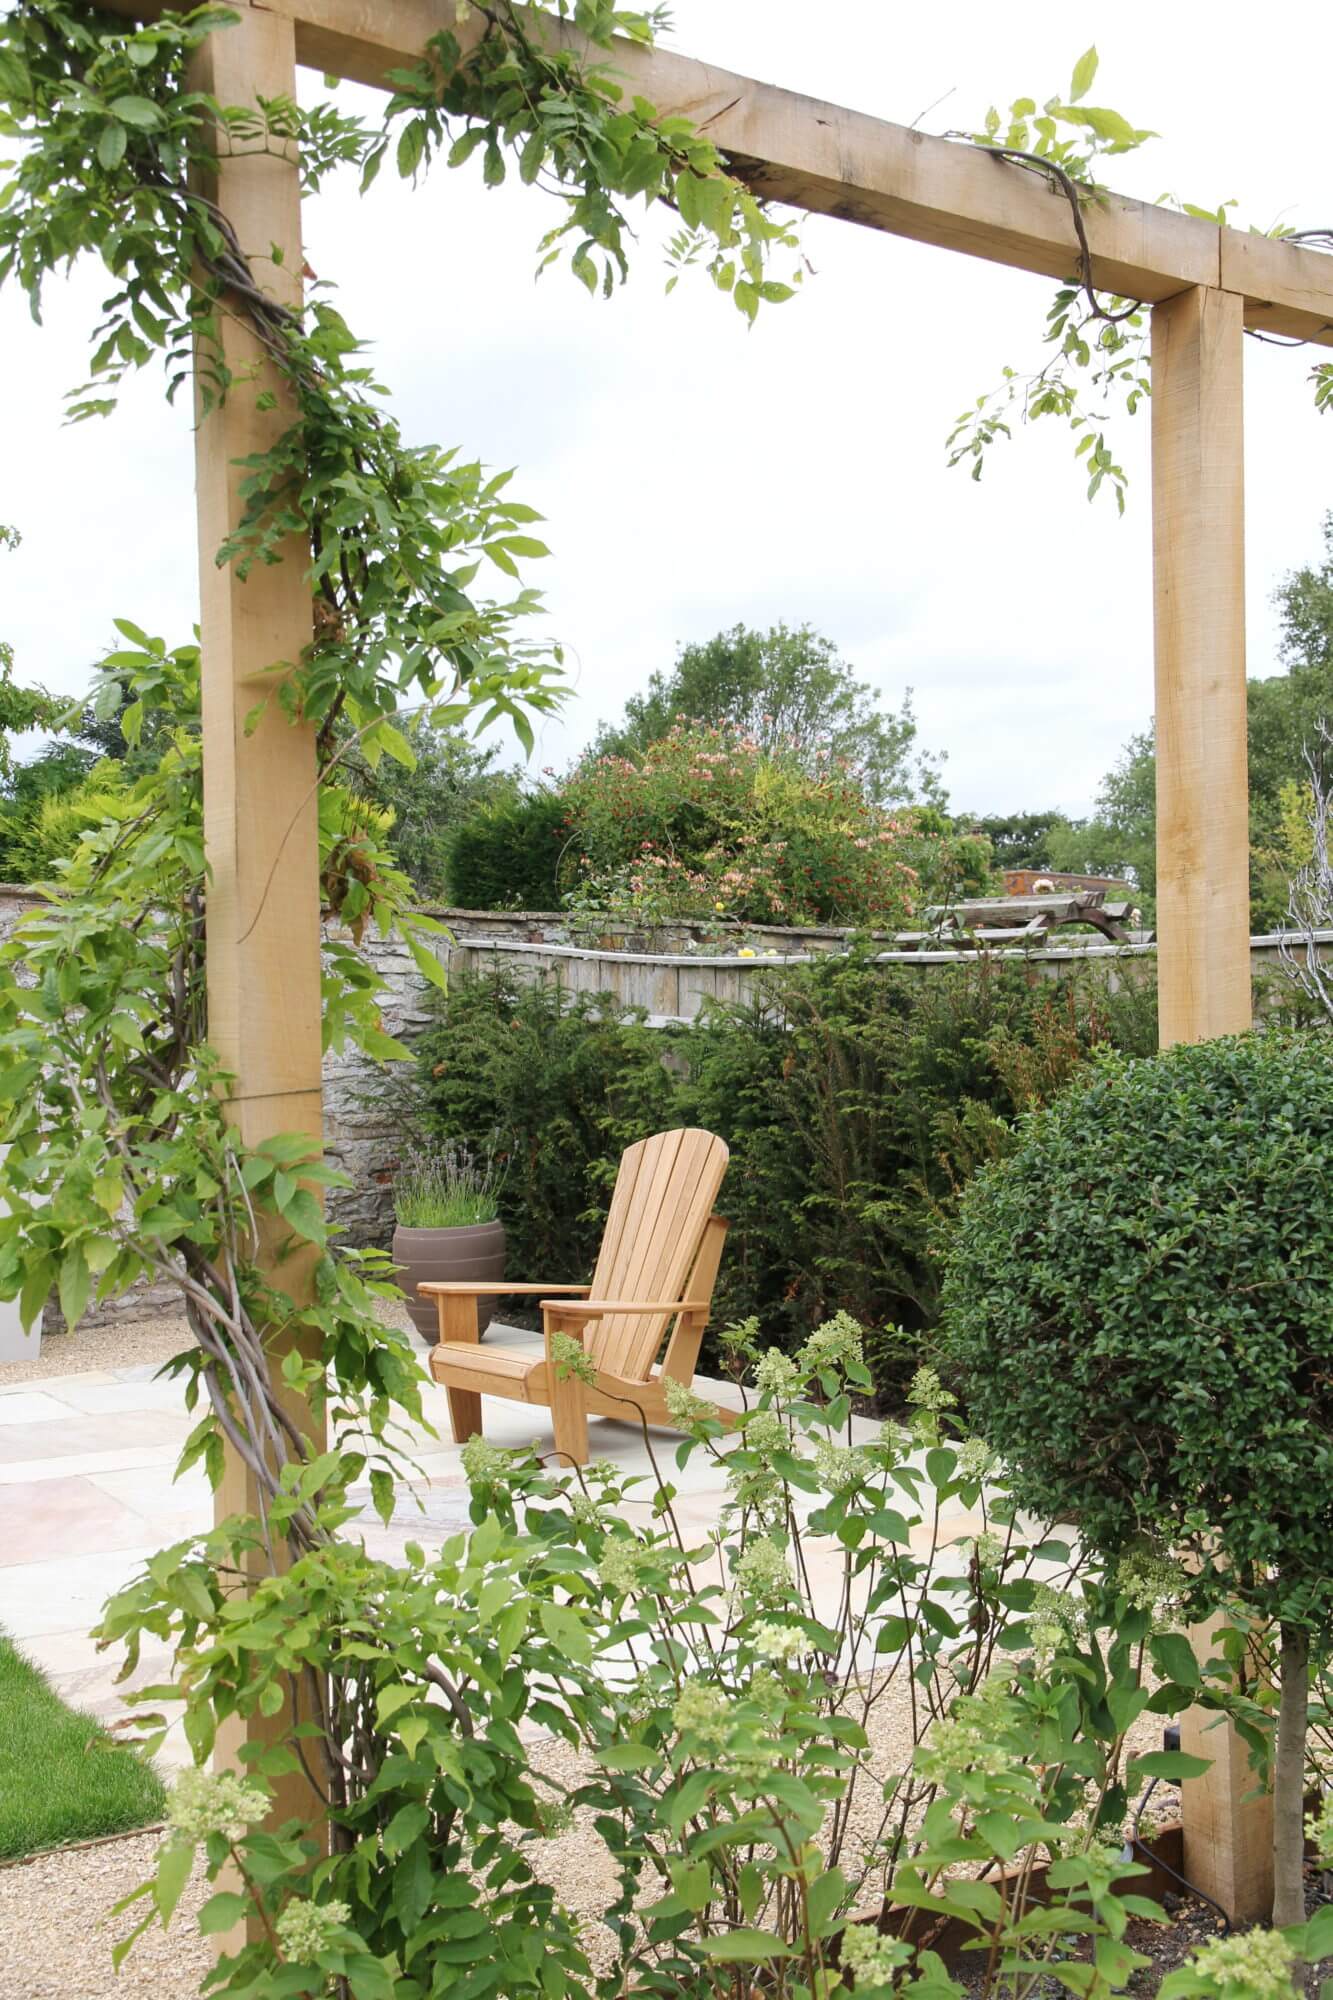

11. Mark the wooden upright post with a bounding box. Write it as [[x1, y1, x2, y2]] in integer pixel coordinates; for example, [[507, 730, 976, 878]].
[[191, 3, 327, 1834], [1151, 284, 1270, 1921], [1151, 285, 1252, 1047]]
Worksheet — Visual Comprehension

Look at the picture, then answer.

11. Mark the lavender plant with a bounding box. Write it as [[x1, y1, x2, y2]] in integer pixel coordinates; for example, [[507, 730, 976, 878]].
[[393, 1141, 504, 1229]]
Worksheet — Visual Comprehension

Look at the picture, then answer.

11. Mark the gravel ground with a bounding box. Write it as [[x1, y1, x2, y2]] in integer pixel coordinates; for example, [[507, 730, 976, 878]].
[[0, 1706, 1188, 2000], [0, 1313, 197, 1386], [0, 1296, 428, 1389], [0, 1830, 211, 1999]]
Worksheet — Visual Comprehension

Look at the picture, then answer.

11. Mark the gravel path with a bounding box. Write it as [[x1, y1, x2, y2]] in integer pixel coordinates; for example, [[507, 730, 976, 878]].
[[0, 1831, 211, 1999], [0, 1314, 197, 1386]]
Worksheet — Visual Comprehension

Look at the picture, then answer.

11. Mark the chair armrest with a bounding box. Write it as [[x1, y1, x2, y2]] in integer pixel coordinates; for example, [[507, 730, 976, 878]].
[[542, 1297, 710, 1317], [417, 1281, 591, 1298]]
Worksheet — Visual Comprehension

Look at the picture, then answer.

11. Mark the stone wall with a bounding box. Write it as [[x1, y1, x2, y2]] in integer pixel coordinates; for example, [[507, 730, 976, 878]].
[[1, 882, 1326, 1327]]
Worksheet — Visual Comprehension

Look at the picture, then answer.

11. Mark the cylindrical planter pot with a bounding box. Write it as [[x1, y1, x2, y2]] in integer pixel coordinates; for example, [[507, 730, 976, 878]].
[[393, 1218, 506, 1341]]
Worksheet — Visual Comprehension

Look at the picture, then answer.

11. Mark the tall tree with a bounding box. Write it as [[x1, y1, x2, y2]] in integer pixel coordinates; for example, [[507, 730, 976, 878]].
[[595, 621, 942, 805], [962, 811, 1071, 872], [1047, 516, 1333, 926]]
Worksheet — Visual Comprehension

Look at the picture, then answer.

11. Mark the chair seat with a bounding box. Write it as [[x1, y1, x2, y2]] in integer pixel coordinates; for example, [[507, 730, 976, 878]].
[[429, 1338, 542, 1398]]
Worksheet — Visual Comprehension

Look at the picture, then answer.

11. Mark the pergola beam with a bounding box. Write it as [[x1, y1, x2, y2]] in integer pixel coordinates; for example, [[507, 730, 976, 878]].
[[98, 0, 1333, 343]]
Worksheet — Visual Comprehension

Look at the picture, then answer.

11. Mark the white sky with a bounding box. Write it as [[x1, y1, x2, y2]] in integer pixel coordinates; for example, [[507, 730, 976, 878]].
[[2, 0, 1331, 817]]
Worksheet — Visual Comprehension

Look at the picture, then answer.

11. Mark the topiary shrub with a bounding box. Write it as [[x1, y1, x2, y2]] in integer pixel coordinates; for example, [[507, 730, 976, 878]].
[[445, 788, 569, 910], [939, 1029, 1333, 1925]]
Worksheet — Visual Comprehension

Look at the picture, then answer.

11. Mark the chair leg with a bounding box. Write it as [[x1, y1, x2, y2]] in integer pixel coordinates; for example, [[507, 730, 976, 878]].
[[549, 1372, 589, 1467], [447, 1386, 482, 1444]]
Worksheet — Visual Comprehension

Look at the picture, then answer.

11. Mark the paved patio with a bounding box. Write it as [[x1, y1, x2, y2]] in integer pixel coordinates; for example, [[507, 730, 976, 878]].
[[1, 1319, 980, 1767]]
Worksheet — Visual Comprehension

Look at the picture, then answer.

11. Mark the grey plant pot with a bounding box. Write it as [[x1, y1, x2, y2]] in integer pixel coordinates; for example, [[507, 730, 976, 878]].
[[392, 1217, 507, 1341]]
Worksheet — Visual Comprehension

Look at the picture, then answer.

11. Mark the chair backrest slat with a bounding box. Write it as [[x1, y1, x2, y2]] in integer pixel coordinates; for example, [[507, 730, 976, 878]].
[[588, 1128, 729, 1380]]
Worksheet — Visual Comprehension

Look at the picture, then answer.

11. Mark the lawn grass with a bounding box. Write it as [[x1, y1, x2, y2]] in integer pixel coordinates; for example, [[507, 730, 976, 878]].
[[0, 1632, 167, 1859]]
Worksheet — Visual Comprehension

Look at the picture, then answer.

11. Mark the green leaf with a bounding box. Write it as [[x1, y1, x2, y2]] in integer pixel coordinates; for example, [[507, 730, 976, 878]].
[[58, 1247, 91, 1329], [376, 1683, 416, 1724], [377, 721, 417, 768], [407, 933, 447, 991], [1149, 1631, 1202, 1690], [1130, 1749, 1212, 1781], [383, 1803, 430, 1855], [539, 1600, 592, 1664], [448, 128, 486, 168], [152, 1838, 194, 1927], [495, 1600, 526, 1666], [109, 95, 163, 130], [1069, 47, 1099, 104], [699, 1930, 798, 1961], [97, 123, 128, 170], [280, 1187, 326, 1245], [197, 1891, 249, 1936], [596, 1742, 660, 1772], [370, 1468, 394, 1526]]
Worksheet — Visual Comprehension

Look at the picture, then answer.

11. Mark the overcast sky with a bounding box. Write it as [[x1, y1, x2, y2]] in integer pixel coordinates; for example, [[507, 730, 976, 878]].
[[2, 0, 1331, 817]]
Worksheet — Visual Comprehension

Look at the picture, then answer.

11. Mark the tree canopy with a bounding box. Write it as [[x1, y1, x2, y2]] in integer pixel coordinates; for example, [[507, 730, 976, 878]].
[[593, 621, 941, 806]]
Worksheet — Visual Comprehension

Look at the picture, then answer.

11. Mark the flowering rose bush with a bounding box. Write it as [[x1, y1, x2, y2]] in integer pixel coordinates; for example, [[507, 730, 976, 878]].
[[557, 721, 989, 932], [102, 1311, 1316, 1999]]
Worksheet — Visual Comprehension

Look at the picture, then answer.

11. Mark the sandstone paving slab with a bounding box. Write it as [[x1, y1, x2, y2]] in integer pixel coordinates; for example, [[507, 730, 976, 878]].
[[3, 1544, 158, 1641], [0, 1391, 73, 1426], [0, 1475, 158, 1568], [0, 1409, 188, 1467], [0, 1441, 183, 1488], [42, 1379, 190, 1418]]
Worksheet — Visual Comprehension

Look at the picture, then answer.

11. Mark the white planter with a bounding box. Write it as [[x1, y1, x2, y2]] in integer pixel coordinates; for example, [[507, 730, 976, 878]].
[[0, 1292, 41, 1363], [0, 1146, 41, 1364]]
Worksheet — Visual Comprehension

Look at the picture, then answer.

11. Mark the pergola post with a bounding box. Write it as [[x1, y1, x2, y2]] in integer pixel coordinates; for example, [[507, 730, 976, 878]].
[[190, 2, 327, 1837], [1151, 284, 1271, 1920], [1151, 285, 1252, 1045]]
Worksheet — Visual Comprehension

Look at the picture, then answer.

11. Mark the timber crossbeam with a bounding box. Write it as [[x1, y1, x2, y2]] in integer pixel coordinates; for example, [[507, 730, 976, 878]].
[[96, 0, 1333, 344]]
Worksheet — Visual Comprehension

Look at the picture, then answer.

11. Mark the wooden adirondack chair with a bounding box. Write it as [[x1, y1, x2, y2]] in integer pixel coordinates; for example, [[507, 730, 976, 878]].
[[422, 1128, 733, 1465]]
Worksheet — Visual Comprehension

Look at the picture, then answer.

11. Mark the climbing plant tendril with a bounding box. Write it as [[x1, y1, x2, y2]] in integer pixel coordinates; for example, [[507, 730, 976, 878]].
[[946, 45, 1333, 509]]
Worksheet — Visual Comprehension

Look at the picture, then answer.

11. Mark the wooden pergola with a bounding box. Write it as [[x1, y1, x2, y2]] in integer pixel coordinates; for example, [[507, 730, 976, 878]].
[[107, 0, 1333, 1926]]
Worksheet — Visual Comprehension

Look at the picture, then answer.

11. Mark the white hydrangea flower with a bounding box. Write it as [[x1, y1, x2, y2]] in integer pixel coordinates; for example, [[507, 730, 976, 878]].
[[274, 1897, 351, 1963], [672, 1679, 733, 1752], [663, 1376, 715, 1427], [840, 1922, 912, 1986], [1114, 1545, 1188, 1619], [740, 1409, 788, 1455], [460, 1436, 514, 1484], [168, 1767, 268, 1843], [751, 1621, 803, 1663], [955, 1436, 996, 1484], [733, 1535, 792, 1603], [814, 1439, 865, 1491], [1026, 1582, 1082, 1669], [1185, 1927, 1299, 1999], [754, 1348, 801, 1399], [797, 1310, 865, 1375], [915, 1714, 1011, 1783], [597, 1537, 644, 1596], [907, 1364, 956, 1413]]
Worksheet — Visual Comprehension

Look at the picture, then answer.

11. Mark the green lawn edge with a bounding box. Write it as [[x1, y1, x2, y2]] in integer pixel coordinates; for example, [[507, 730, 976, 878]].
[[0, 1631, 166, 1860]]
